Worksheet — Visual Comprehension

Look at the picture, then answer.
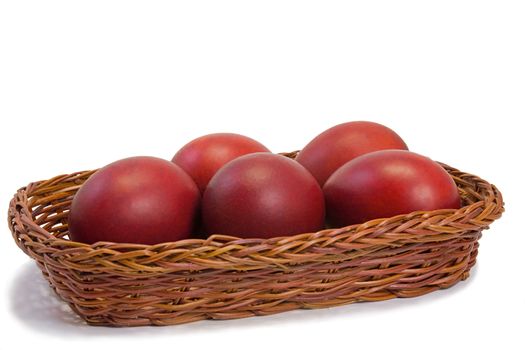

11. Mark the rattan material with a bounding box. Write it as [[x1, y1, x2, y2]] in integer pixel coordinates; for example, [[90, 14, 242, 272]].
[[8, 152, 504, 327]]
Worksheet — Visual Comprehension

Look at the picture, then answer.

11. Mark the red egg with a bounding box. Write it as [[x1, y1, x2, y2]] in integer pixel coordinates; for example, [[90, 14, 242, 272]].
[[296, 121, 408, 186], [172, 133, 270, 193], [68, 156, 200, 245], [323, 150, 461, 227], [202, 153, 325, 239]]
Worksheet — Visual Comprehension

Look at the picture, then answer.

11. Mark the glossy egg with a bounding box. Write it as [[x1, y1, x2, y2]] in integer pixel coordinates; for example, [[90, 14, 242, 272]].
[[296, 121, 408, 186], [172, 133, 270, 193], [202, 153, 325, 239], [323, 150, 461, 227], [68, 156, 200, 244]]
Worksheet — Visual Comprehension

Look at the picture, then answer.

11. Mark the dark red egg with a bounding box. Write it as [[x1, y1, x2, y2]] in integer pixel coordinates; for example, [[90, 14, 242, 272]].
[[323, 150, 461, 227], [296, 121, 408, 186], [172, 133, 270, 193], [202, 153, 325, 239], [68, 156, 200, 245]]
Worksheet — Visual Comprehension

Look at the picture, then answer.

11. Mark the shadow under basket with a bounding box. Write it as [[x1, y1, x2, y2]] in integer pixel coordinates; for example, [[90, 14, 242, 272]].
[[7, 152, 504, 327]]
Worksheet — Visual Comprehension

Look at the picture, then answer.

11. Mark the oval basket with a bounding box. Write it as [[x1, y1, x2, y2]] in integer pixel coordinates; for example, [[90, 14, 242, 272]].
[[8, 152, 504, 327]]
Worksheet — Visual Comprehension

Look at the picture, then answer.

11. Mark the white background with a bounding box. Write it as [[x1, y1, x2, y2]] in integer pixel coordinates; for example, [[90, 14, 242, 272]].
[[0, 0, 523, 349]]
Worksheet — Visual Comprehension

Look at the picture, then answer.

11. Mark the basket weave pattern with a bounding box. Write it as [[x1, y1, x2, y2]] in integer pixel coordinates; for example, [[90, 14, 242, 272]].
[[8, 152, 504, 326]]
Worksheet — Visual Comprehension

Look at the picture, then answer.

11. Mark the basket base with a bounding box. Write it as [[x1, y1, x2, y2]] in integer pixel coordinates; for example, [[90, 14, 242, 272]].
[[41, 243, 479, 327]]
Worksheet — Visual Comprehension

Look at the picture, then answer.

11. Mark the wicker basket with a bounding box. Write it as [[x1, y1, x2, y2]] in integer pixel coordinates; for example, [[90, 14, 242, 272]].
[[8, 152, 504, 327]]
